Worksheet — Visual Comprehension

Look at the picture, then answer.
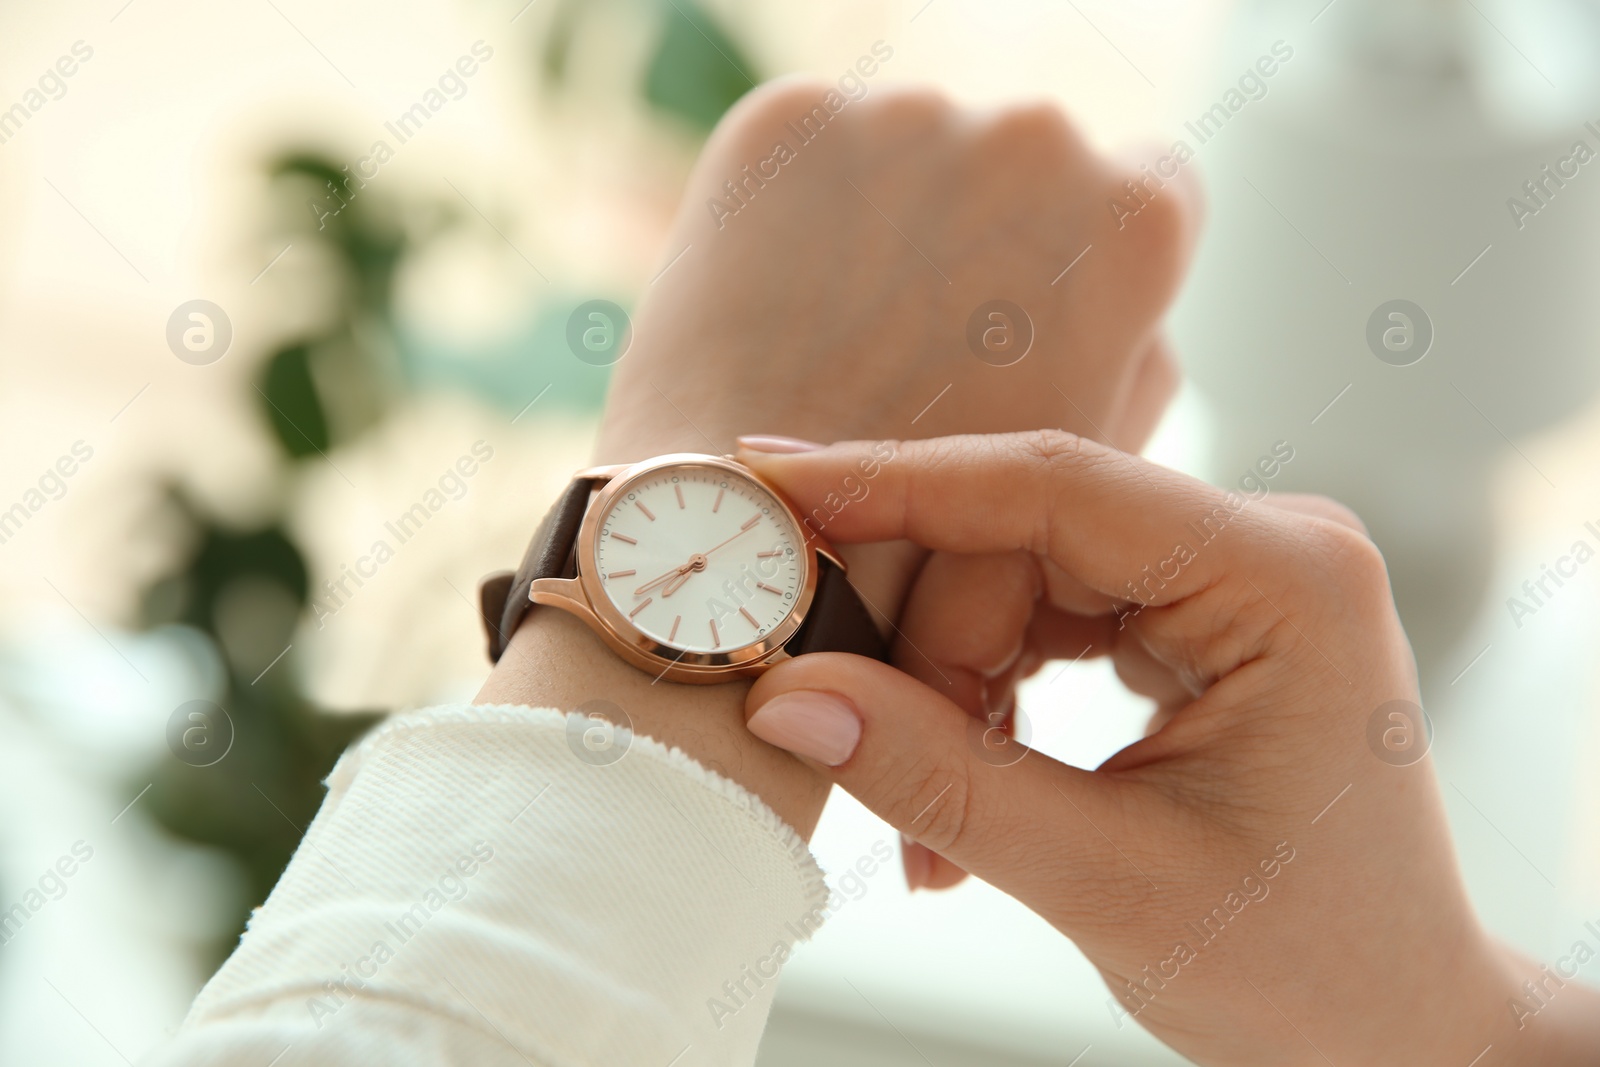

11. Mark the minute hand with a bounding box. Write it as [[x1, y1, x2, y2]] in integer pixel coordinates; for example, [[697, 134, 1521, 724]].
[[661, 524, 760, 596], [697, 521, 759, 559]]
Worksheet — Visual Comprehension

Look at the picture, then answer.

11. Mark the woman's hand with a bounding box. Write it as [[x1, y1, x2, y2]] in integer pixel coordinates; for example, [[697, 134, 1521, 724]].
[[735, 432, 1600, 1066], [488, 83, 1197, 839], [599, 78, 1195, 462], [596, 78, 1198, 617]]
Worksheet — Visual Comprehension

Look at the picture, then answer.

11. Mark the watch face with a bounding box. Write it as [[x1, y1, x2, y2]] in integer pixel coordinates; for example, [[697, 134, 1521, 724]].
[[591, 462, 806, 654]]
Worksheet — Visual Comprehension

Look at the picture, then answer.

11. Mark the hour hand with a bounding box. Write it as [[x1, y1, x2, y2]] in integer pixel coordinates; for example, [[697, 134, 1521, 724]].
[[634, 562, 690, 597], [662, 553, 708, 597]]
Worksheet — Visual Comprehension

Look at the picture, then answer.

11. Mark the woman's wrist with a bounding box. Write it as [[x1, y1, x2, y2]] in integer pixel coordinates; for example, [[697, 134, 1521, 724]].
[[470, 411, 926, 840], [474, 589, 832, 838]]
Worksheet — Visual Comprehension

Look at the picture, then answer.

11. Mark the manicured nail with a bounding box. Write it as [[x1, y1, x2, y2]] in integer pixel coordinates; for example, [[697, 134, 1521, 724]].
[[901, 834, 932, 893], [736, 435, 824, 454], [747, 691, 861, 766]]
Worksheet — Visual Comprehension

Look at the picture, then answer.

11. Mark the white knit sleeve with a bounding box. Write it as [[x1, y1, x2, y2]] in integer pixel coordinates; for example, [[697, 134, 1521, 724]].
[[139, 704, 831, 1067]]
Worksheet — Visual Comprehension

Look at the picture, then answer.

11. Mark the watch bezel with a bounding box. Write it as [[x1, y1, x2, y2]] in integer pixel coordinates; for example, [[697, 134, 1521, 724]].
[[538, 452, 831, 682]]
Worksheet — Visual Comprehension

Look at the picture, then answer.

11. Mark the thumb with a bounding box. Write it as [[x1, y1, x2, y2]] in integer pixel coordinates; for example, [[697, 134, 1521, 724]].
[[745, 652, 1131, 908]]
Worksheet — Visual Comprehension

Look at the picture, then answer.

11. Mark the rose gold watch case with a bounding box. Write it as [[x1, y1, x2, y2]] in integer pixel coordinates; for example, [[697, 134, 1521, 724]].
[[527, 453, 843, 684]]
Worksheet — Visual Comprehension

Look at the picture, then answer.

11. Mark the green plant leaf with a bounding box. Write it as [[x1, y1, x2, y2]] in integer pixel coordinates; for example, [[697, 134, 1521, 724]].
[[643, 0, 756, 132], [259, 344, 329, 458]]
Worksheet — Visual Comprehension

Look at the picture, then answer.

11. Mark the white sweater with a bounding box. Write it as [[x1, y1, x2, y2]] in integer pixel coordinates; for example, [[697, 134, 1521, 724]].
[[141, 704, 830, 1067]]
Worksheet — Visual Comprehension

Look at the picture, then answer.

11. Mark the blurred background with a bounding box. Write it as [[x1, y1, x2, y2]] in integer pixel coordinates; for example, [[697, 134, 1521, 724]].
[[2, 0, 1599, 1063]]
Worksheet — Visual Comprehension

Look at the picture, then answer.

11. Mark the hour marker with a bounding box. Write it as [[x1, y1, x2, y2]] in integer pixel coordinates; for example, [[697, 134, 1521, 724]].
[[710, 620, 720, 648], [669, 615, 681, 642], [741, 515, 760, 530], [612, 533, 637, 545], [630, 598, 652, 618], [675, 485, 685, 509], [713, 488, 724, 513], [636, 501, 656, 521], [739, 607, 758, 627], [757, 550, 782, 558], [607, 570, 637, 579], [757, 582, 782, 594]]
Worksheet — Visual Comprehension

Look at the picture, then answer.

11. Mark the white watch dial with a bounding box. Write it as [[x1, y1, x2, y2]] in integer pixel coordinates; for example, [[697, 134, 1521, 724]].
[[593, 464, 805, 654]]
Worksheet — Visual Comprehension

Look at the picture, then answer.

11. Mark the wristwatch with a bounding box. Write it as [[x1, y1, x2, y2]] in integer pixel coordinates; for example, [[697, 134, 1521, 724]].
[[478, 453, 888, 682]]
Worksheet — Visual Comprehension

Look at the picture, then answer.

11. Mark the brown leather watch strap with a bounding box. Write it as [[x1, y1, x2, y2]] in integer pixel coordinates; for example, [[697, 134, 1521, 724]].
[[478, 475, 889, 666], [479, 476, 597, 663], [790, 555, 888, 662]]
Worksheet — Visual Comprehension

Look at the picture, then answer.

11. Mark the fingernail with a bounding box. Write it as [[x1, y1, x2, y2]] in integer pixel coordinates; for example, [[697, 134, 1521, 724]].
[[736, 435, 824, 454], [901, 834, 932, 893], [747, 691, 861, 766]]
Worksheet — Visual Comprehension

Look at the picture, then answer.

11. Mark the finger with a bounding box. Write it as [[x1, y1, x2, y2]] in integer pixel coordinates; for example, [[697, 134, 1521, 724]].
[[1111, 141, 1206, 260], [901, 835, 931, 890], [1144, 703, 1186, 736], [1264, 493, 1368, 536], [893, 551, 1094, 893], [910, 601, 1121, 897], [894, 551, 1041, 715], [1098, 141, 1205, 326], [1111, 335, 1180, 454], [745, 653, 1148, 917], [892, 551, 1041, 894], [1025, 604, 1119, 664], [920, 849, 971, 891], [894, 560, 1120, 753], [1039, 556, 1124, 617], [892, 562, 1129, 893], [898, 597, 1120, 695], [900, 836, 969, 892], [741, 432, 1272, 608], [1110, 634, 1194, 709], [742, 432, 1377, 694]]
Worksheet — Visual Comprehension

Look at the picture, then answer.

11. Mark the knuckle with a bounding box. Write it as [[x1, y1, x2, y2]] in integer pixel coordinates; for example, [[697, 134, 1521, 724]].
[[715, 78, 831, 146], [1118, 175, 1189, 255], [1301, 513, 1391, 602], [861, 85, 954, 128], [1017, 427, 1086, 469], [1271, 493, 1369, 536], [966, 103, 1091, 188], [1311, 497, 1368, 536], [1014, 429, 1092, 555], [1101, 162, 1194, 281], [908, 434, 964, 480], [986, 99, 1085, 151], [889, 757, 973, 856]]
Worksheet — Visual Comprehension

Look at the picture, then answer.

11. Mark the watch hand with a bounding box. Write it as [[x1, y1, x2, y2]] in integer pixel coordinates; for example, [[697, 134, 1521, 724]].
[[634, 562, 693, 597], [660, 525, 758, 597], [697, 524, 756, 559], [663, 553, 709, 597]]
